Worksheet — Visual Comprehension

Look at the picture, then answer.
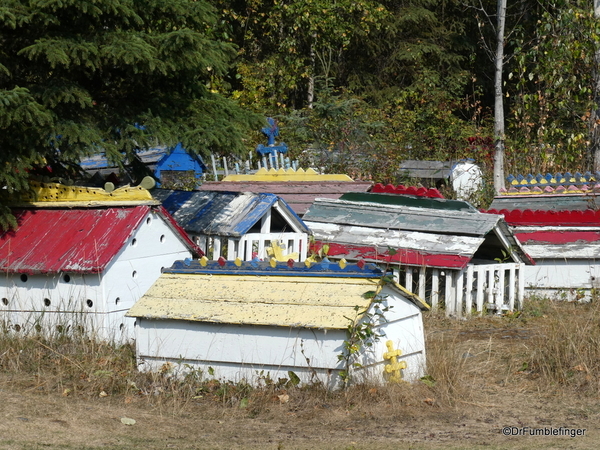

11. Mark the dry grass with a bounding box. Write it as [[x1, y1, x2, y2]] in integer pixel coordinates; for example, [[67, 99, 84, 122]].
[[0, 296, 598, 420]]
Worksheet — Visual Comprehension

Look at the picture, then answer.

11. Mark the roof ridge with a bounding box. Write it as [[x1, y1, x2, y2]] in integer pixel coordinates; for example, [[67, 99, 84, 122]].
[[371, 183, 444, 198]]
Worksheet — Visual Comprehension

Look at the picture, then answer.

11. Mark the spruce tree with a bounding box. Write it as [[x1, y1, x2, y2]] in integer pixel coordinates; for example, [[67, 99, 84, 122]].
[[0, 0, 260, 228]]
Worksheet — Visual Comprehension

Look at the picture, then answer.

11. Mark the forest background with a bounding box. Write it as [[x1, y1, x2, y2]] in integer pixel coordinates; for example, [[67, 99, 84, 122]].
[[1, 0, 599, 226]]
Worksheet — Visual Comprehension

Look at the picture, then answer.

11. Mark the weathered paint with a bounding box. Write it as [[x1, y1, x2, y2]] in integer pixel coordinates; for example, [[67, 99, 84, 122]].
[[0, 207, 199, 340], [0, 206, 201, 275], [304, 198, 530, 269], [223, 167, 353, 182], [489, 194, 600, 211], [128, 260, 428, 387], [154, 190, 308, 237], [16, 180, 157, 206], [306, 198, 499, 236], [311, 241, 472, 269], [127, 274, 381, 329], [199, 181, 373, 215]]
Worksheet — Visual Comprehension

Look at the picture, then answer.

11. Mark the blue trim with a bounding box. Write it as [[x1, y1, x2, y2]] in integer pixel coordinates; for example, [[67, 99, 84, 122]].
[[166, 258, 384, 278]]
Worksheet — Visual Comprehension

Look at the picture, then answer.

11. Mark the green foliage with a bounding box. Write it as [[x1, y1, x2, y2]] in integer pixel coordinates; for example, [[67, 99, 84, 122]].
[[338, 296, 391, 387], [219, 0, 390, 111], [0, 0, 261, 228], [509, 0, 598, 173]]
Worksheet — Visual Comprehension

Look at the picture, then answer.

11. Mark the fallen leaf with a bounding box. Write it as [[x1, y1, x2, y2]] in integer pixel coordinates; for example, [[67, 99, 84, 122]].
[[423, 398, 435, 406], [121, 417, 136, 426], [99, 391, 108, 398], [278, 394, 289, 404], [62, 388, 71, 397]]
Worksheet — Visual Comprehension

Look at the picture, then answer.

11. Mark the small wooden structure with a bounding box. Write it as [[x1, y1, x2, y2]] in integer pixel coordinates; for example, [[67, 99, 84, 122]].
[[127, 258, 429, 389], [153, 143, 207, 189], [303, 185, 532, 316], [200, 167, 373, 215], [153, 189, 310, 261], [487, 171, 600, 301], [0, 181, 201, 341]]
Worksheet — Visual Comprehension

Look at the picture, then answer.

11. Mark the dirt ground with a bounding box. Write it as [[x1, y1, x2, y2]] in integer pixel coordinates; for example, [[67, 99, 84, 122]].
[[1, 312, 599, 450]]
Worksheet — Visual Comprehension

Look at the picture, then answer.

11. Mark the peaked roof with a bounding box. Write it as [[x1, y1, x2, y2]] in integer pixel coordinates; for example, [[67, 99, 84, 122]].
[[154, 143, 207, 179], [0, 205, 201, 274], [127, 259, 428, 329], [153, 189, 309, 237], [303, 196, 531, 269]]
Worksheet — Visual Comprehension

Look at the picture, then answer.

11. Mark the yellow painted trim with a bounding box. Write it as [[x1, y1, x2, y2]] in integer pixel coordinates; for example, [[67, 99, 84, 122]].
[[223, 167, 354, 182], [391, 282, 431, 310], [17, 181, 157, 205]]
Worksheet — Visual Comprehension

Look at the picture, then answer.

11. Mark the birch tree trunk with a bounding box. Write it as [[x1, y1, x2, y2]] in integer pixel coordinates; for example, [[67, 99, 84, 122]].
[[590, 0, 600, 171], [493, 0, 507, 193]]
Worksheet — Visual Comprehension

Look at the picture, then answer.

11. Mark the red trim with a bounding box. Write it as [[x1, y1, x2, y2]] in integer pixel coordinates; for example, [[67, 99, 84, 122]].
[[371, 183, 444, 198], [485, 208, 600, 226], [515, 230, 600, 244], [311, 241, 469, 269], [155, 205, 203, 257]]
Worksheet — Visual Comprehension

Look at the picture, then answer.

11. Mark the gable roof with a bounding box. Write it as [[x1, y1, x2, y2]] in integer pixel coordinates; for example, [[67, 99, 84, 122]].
[[153, 189, 309, 237], [154, 143, 207, 179], [127, 259, 428, 329], [303, 196, 531, 268], [0, 205, 201, 274]]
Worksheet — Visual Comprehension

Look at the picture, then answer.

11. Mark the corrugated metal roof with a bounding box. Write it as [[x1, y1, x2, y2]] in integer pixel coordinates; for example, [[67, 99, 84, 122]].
[[153, 189, 309, 237], [127, 272, 425, 329], [198, 181, 373, 215], [0, 206, 200, 274]]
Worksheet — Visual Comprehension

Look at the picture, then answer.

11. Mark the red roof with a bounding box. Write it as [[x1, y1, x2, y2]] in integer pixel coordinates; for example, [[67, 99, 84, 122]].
[[0, 206, 201, 274], [371, 183, 444, 198], [486, 208, 600, 226]]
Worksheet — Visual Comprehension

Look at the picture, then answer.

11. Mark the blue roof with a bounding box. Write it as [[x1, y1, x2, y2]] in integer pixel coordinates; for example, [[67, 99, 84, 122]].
[[154, 143, 207, 181], [153, 189, 310, 237]]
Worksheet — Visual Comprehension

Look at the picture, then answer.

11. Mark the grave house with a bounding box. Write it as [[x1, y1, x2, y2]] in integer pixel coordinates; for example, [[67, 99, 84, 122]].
[[126, 258, 429, 389], [153, 189, 310, 261], [199, 167, 373, 216], [487, 171, 600, 301], [0, 181, 202, 341], [303, 184, 533, 316]]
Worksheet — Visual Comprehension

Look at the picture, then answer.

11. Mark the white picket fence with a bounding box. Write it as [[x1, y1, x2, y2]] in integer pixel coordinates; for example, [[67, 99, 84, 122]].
[[194, 232, 308, 262], [395, 263, 525, 316], [209, 151, 300, 180]]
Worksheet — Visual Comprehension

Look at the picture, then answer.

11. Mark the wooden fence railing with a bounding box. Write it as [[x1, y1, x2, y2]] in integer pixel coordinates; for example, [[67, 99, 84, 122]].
[[395, 263, 525, 316], [195, 232, 308, 262]]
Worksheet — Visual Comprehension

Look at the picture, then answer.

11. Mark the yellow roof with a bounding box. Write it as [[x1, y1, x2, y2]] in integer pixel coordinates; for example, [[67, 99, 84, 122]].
[[15, 180, 158, 207], [127, 273, 385, 329], [223, 167, 353, 182]]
